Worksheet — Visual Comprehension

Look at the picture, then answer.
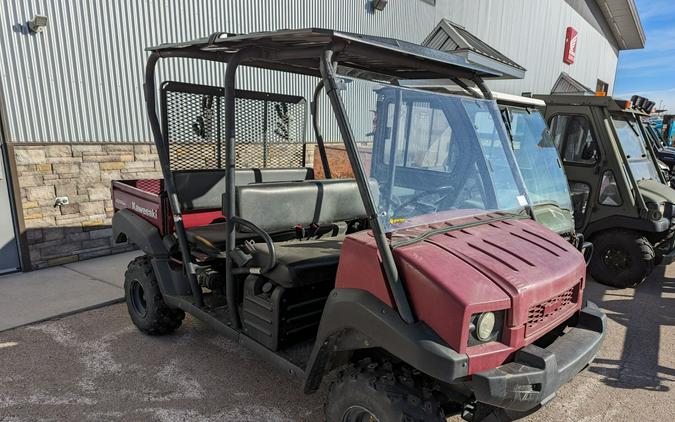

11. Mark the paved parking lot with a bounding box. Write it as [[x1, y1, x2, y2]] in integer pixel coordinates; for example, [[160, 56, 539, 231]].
[[1, 268, 674, 421]]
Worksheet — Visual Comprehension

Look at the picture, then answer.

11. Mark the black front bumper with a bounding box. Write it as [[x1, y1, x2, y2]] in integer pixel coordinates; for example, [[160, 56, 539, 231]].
[[470, 302, 606, 412]]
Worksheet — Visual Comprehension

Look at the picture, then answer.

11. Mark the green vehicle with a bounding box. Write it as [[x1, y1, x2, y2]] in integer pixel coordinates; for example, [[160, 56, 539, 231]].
[[538, 94, 675, 288]]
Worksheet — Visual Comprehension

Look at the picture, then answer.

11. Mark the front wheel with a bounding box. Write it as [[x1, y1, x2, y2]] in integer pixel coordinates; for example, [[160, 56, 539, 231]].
[[589, 230, 654, 288], [124, 256, 185, 335], [325, 358, 445, 422]]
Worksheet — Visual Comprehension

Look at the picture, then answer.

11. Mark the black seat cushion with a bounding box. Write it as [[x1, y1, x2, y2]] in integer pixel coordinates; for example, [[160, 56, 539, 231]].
[[175, 168, 314, 212], [252, 238, 343, 288], [236, 179, 367, 233]]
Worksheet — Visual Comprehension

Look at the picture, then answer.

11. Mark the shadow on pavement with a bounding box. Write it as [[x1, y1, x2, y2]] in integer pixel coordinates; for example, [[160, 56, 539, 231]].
[[584, 265, 675, 392]]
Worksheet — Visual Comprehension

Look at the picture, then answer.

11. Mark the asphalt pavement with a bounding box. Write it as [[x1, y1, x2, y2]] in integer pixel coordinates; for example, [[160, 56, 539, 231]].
[[0, 267, 674, 421]]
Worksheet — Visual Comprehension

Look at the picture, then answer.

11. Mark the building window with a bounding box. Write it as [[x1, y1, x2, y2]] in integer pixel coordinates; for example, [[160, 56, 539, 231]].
[[596, 79, 609, 94]]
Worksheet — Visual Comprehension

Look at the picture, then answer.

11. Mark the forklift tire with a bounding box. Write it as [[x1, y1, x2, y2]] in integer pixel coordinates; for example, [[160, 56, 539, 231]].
[[589, 230, 654, 288], [325, 357, 445, 422], [124, 256, 185, 335]]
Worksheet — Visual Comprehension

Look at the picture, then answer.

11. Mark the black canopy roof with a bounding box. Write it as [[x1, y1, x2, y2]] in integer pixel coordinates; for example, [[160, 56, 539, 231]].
[[147, 28, 503, 82]]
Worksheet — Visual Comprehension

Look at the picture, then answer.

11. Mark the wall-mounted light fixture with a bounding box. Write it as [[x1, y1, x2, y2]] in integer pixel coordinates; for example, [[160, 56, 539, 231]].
[[372, 0, 388, 12], [27, 15, 48, 33]]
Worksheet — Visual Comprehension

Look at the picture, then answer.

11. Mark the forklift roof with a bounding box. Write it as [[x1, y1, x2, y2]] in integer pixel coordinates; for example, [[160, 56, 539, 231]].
[[535, 94, 650, 116], [147, 28, 504, 82]]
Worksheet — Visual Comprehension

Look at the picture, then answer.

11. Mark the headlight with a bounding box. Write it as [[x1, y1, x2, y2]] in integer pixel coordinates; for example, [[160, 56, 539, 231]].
[[646, 202, 664, 221], [468, 311, 504, 345], [476, 312, 495, 341]]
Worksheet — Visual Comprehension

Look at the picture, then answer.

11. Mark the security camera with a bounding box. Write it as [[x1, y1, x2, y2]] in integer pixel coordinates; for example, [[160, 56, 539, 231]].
[[27, 15, 48, 33], [372, 0, 388, 11]]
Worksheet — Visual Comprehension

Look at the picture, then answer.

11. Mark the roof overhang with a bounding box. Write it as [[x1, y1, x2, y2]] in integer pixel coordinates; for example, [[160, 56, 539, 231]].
[[595, 0, 646, 50], [422, 20, 526, 80]]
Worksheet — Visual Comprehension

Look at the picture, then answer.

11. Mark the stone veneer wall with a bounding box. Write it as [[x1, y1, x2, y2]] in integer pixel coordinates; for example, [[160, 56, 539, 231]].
[[13, 144, 162, 269], [12, 143, 316, 269]]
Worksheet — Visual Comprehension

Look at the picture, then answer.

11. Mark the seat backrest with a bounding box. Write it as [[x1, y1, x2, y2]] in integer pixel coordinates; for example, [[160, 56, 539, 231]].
[[235, 179, 367, 233], [175, 168, 314, 211]]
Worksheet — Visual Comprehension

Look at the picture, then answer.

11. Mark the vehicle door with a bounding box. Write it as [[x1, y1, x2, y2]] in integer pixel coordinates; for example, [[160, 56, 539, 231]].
[[546, 109, 604, 231]]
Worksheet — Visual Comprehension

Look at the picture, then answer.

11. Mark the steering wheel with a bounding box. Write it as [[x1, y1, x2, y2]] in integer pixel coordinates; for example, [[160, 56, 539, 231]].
[[230, 216, 277, 274], [392, 185, 456, 215]]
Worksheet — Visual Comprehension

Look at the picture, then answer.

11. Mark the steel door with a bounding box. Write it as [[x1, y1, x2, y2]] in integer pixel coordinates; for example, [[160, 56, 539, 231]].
[[0, 145, 20, 274]]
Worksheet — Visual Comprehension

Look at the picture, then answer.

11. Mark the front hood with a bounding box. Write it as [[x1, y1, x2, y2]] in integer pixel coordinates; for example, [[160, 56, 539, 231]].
[[394, 216, 585, 353], [532, 204, 575, 235], [638, 178, 675, 204]]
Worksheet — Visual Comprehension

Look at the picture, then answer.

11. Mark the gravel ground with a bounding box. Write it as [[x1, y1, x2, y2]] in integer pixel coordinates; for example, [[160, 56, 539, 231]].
[[1, 268, 674, 421]]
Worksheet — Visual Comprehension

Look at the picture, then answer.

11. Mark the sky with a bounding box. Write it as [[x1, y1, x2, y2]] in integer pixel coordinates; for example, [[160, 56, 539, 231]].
[[614, 0, 675, 112]]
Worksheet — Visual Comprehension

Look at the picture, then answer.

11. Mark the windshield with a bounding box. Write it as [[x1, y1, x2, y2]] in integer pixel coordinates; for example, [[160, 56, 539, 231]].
[[644, 122, 664, 149], [341, 78, 529, 232], [506, 107, 573, 212], [612, 116, 660, 181]]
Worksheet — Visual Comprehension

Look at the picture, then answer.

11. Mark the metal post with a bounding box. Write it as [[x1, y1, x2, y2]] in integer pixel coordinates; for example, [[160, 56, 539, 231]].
[[145, 53, 204, 307], [224, 50, 247, 329], [472, 76, 494, 100], [263, 99, 269, 168], [319, 49, 414, 324], [311, 81, 332, 178], [384, 89, 402, 211]]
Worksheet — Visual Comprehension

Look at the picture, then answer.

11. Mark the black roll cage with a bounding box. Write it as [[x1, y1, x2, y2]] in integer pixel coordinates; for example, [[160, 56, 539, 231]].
[[143, 29, 501, 326]]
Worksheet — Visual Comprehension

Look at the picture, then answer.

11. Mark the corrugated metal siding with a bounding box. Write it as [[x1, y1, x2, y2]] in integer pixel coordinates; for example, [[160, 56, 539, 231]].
[[0, 0, 619, 144]]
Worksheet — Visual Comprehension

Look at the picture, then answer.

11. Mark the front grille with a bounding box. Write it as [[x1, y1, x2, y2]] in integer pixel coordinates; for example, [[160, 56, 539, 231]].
[[525, 285, 578, 337]]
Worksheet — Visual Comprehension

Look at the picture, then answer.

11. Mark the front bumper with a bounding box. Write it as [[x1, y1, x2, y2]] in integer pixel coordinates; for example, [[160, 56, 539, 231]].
[[660, 246, 675, 265], [470, 302, 606, 412]]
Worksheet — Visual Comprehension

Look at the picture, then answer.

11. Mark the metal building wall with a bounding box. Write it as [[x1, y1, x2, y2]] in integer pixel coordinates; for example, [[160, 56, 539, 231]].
[[435, 0, 620, 96], [0, 0, 620, 144]]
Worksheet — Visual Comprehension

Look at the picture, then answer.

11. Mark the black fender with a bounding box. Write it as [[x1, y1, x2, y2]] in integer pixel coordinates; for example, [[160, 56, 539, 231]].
[[112, 209, 190, 297], [584, 215, 670, 238], [112, 209, 168, 258], [303, 288, 468, 393]]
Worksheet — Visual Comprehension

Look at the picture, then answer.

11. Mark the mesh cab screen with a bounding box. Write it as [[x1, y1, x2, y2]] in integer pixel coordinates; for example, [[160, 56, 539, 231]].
[[161, 81, 307, 170]]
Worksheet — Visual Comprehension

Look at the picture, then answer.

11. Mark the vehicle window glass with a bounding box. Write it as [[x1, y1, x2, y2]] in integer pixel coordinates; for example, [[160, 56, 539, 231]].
[[341, 77, 530, 233], [407, 104, 453, 171], [509, 108, 573, 212], [612, 116, 660, 181], [549, 115, 599, 164]]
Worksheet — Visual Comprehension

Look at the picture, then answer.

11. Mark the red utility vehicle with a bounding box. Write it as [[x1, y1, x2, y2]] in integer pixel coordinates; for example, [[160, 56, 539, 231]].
[[112, 29, 606, 421]]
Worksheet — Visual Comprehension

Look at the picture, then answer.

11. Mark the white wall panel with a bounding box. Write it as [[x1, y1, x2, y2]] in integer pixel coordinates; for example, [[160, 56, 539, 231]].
[[0, 0, 620, 143]]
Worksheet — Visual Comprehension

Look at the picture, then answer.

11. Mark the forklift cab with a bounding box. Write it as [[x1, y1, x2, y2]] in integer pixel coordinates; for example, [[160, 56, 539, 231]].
[[538, 94, 675, 287]]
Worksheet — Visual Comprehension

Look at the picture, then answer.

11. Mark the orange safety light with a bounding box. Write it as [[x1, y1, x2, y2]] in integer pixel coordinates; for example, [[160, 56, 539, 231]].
[[595, 91, 607, 97]]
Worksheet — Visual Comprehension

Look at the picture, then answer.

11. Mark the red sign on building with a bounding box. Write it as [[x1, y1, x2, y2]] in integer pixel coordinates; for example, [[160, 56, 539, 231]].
[[563, 27, 578, 64]]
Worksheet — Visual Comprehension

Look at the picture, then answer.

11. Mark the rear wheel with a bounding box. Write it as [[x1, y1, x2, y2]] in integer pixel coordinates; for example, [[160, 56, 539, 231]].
[[325, 358, 445, 422], [124, 256, 184, 334], [589, 230, 654, 288]]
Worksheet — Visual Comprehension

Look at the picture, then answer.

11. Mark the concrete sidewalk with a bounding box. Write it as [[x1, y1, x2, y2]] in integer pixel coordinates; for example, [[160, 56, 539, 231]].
[[0, 251, 141, 332]]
